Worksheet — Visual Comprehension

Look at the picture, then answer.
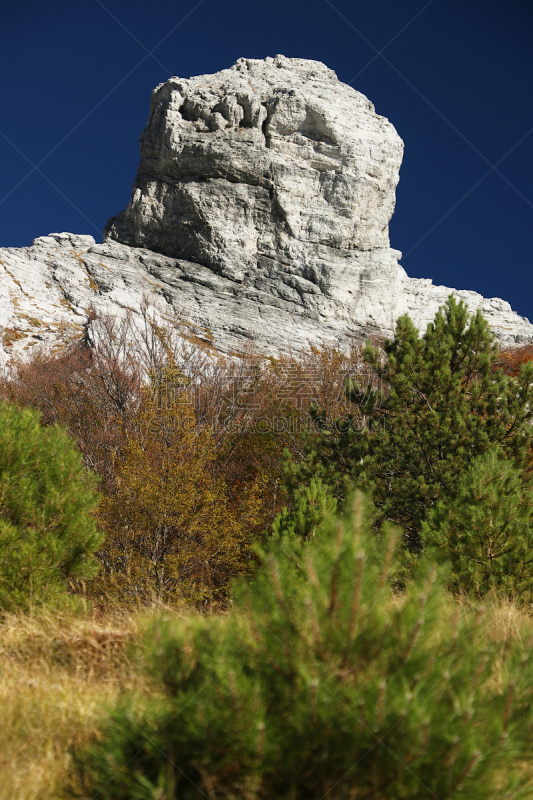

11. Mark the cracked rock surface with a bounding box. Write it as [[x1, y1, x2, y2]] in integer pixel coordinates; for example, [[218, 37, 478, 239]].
[[0, 56, 532, 366], [105, 55, 403, 280]]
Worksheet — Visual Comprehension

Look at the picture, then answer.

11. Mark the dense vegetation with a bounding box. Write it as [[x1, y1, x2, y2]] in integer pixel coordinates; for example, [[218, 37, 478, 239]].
[[285, 296, 533, 550], [0, 400, 102, 612], [2, 304, 365, 607], [2, 296, 533, 798], [76, 495, 533, 800]]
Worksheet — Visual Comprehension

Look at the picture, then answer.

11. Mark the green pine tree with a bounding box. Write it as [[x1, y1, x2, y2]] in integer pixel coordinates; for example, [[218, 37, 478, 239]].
[[421, 445, 533, 600], [289, 296, 533, 548], [0, 400, 103, 612], [271, 476, 337, 540], [74, 492, 533, 799]]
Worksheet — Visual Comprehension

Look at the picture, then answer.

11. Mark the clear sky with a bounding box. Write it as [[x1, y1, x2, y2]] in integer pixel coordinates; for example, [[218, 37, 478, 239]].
[[1, 0, 532, 320]]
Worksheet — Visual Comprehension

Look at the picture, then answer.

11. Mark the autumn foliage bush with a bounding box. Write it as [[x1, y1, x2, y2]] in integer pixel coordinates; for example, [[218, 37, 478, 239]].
[[92, 373, 267, 607], [495, 344, 533, 377], [0, 317, 141, 491], [0, 301, 366, 607], [5, 296, 532, 609]]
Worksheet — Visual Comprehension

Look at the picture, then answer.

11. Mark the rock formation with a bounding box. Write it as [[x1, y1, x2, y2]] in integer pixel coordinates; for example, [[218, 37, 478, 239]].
[[0, 55, 531, 366]]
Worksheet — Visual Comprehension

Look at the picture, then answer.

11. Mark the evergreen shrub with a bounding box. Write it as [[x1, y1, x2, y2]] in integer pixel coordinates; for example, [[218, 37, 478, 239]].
[[0, 400, 102, 612], [271, 476, 337, 540], [287, 296, 533, 548], [422, 445, 533, 600], [75, 493, 533, 799]]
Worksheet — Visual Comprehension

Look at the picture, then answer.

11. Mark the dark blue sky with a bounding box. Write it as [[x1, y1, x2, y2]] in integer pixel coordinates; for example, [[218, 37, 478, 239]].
[[1, 0, 532, 319]]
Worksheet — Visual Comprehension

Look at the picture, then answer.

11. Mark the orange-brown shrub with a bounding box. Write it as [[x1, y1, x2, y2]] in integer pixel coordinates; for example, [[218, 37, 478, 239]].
[[494, 344, 533, 377], [0, 302, 367, 606]]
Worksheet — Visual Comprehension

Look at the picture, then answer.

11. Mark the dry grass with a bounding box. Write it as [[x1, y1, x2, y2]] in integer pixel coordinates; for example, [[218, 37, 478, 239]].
[[1, 596, 533, 799], [0, 609, 146, 800], [475, 595, 533, 646]]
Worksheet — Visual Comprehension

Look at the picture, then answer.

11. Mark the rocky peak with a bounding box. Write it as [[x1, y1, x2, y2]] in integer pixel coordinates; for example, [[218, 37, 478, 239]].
[[104, 55, 403, 282], [0, 57, 531, 367]]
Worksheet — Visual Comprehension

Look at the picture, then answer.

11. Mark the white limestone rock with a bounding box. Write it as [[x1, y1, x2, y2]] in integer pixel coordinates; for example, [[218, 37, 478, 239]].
[[104, 55, 404, 282], [0, 231, 531, 370], [0, 56, 531, 367]]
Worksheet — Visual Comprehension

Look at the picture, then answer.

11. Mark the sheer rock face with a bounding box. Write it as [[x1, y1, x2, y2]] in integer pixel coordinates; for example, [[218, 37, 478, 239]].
[[105, 55, 404, 288], [0, 56, 532, 367]]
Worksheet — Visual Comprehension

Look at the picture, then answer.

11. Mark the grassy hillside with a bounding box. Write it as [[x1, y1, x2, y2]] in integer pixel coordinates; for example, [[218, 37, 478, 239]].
[[0, 597, 531, 799], [1, 298, 533, 797]]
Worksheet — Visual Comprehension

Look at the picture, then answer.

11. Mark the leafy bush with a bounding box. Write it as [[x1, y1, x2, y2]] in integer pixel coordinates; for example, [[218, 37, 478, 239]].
[[75, 493, 533, 799], [421, 445, 533, 600], [93, 381, 265, 607], [0, 400, 103, 612]]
